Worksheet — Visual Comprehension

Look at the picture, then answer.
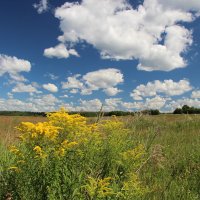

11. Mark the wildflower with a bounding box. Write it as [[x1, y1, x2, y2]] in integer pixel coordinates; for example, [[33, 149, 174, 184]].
[[61, 140, 68, 148], [61, 140, 78, 149], [33, 146, 46, 158], [33, 146, 42, 154], [8, 166, 20, 172], [16, 122, 61, 141], [9, 145, 20, 154], [58, 147, 65, 157], [17, 134, 25, 141]]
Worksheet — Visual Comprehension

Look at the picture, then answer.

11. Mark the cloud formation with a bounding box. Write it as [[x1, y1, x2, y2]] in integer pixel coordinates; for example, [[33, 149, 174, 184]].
[[1, 93, 200, 112], [0, 93, 61, 112], [0, 54, 31, 81], [12, 83, 39, 93], [191, 90, 200, 99], [33, 0, 49, 14], [166, 98, 200, 112], [131, 79, 192, 100], [43, 83, 58, 92], [53, 0, 200, 71], [44, 43, 79, 59], [62, 68, 123, 96]]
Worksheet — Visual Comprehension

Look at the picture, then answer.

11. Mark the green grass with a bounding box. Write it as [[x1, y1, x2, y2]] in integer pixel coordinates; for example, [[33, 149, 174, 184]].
[[0, 114, 200, 199], [123, 114, 200, 200]]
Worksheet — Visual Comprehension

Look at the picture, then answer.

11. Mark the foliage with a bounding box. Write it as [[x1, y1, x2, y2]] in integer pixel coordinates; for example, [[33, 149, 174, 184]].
[[105, 111, 134, 116], [0, 111, 46, 117], [0, 108, 148, 200], [173, 108, 183, 114], [149, 109, 160, 115], [174, 105, 200, 114], [0, 110, 161, 117]]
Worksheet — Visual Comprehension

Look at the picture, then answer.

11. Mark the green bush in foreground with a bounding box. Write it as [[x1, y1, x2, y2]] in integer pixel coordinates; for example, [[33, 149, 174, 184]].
[[0, 108, 148, 200]]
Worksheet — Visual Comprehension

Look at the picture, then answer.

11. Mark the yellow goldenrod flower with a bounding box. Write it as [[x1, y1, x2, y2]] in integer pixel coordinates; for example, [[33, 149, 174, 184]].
[[33, 146, 42, 153], [67, 141, 78, 148], [61, 140, 69, 148], [61, 140, 78, 149], [33, 146, 47, 159], [9, 146, 20, 154], [8, 166, 20, 172], [59, 148, 65, 157]]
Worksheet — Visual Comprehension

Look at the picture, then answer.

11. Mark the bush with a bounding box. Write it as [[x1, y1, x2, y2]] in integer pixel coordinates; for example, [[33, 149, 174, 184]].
[[1, 108, 148, 200]]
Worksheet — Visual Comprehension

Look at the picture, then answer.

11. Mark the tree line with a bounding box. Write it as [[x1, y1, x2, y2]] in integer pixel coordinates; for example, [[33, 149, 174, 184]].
[[0, 106, 199, 117], [173, 105, 200, 114], [0, 109, 160, 117]]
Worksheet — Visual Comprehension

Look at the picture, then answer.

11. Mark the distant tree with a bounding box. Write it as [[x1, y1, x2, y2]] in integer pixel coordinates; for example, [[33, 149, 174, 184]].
[[173, 105, 200, 114], [182, 105, 190, 114], [173, 108, 183, 114], [150, 109, 160, 115]]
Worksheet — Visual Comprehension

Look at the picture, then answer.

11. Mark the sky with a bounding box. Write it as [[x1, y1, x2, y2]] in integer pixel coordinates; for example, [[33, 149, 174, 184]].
[[0, 0, 200, 112]]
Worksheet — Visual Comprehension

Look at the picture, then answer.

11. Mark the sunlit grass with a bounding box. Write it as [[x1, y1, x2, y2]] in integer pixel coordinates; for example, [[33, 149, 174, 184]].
[[0, 113, 200, 199]]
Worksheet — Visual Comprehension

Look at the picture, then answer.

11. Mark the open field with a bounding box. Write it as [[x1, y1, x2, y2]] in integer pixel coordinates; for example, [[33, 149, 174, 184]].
[[0, 114, 196, 145], [0, 113, 200, 199], [0, 116, 46, 146]]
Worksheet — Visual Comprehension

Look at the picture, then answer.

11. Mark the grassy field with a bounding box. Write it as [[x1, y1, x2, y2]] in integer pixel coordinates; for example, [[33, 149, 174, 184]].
[[0, 113, 200, 199], [124, 114, 200, 199], [0, 116, 46, 146]]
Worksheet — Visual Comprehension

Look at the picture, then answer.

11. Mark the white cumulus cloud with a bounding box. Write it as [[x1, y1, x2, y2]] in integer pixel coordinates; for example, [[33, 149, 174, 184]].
[[83, 68, 123, 90], [191, 90, 200, 99], [62, 74, 83, 89], [53, 0, 199, 71], [166, 98, 200, 111], [131, 79, 192, 100], [0, 54, 31, 81], [144, 95, 167, 110], [62, 68, 123, 96], [103, 87, 122, 96], [12, 83, 39, 93], [44, 43, 79, 59], [158, 0, 200, 12], [43, 83, 58, 92]]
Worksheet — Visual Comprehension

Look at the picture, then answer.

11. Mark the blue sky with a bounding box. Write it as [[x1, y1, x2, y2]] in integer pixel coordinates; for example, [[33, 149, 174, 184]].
[[0, 0, 200, 112]]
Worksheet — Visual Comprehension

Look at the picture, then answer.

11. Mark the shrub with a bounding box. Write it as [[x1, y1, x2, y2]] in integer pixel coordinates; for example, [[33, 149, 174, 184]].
[[1, 108, 148, 200]]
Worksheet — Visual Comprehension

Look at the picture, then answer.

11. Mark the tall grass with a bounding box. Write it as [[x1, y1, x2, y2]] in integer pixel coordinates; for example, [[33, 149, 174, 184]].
[[123, 114, 200, 200], [0, 112, 200, 199]]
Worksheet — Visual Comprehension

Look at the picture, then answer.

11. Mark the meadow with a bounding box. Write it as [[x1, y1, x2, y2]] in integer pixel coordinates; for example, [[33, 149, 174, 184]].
[[0, 111, 200, 199]]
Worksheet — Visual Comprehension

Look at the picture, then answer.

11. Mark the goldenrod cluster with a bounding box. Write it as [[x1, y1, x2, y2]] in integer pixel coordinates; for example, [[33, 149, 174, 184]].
[[17, 122, 61, 141], [7, 108, 147, 199]]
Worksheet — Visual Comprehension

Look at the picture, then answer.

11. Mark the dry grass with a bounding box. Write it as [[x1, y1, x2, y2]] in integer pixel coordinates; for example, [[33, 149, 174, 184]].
[[1, 114, 199, 146], [0, 116, 46, 146]]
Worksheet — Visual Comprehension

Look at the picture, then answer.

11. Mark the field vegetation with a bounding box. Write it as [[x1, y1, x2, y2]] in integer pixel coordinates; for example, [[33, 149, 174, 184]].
[[0, 109, 200, 199]]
